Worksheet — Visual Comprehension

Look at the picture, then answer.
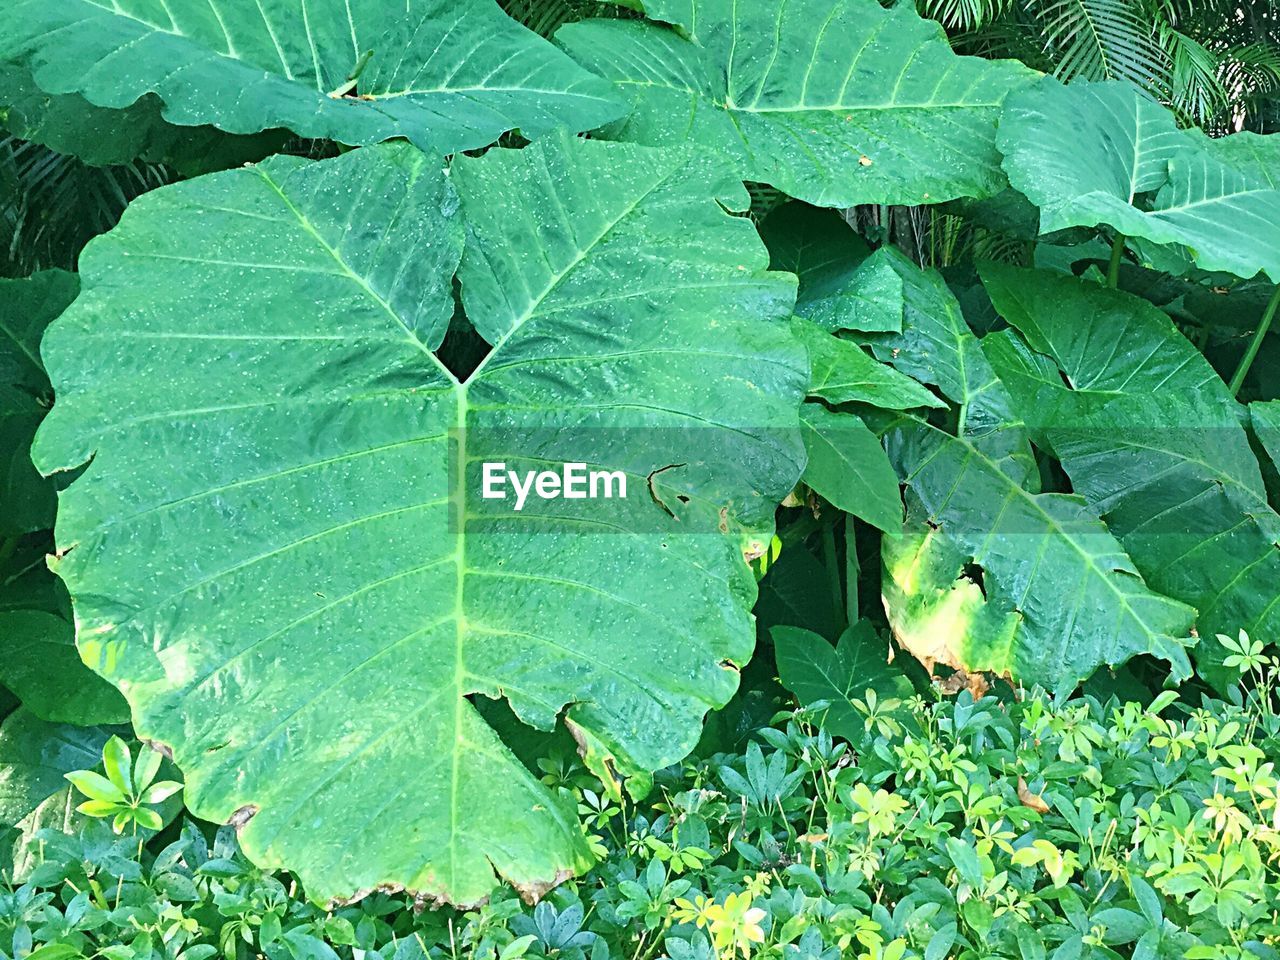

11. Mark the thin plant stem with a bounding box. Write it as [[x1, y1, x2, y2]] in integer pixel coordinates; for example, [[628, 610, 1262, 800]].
[[1229, 284, 1280, 396], [844, 514, 860, 625], [822, 522, 845, 632], [1107, 233, 1125, 288]]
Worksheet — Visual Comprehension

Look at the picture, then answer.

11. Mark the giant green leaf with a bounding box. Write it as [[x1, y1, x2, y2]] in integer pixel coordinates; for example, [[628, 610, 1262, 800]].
[[32, 135, 806, 904], [0, 708, 111, 879], [799, 403, 902, 533], [980, 264, 1280, 685], [1, 270, 77, 536], [0, 0, 623, 155], [868, 256, 1193, 689], [998, 78, 1280, 281], [556, 0, 1035, 207]]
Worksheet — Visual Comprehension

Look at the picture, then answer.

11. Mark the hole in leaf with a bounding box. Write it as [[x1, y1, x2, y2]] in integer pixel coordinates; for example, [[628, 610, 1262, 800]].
[[959, 561, 986, 599]]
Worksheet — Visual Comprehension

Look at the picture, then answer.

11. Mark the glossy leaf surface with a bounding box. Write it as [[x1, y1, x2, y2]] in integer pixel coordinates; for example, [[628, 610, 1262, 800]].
[[32, 136, 806, 904], [999, 79, 1280, 280], [1, 0, 623, 154], [557, 0, 1034, 206], [981, 264, 1280, 686], [869, 258, 1193, 688]]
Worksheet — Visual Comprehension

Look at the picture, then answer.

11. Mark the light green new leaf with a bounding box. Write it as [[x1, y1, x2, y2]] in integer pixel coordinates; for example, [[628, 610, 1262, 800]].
[[759, 203, 900, 333], [0, 0, 623, 154], [557, 0, 1035, 207], [795, 319, 943, 413], [999, 78, 1280, 281], [0, 709, 112, 880], [32, 135, 806, 905], [980, 264, 1280, 686], [773, 622, 911, 747], [800, 403, 902, 533], [867, 255, 1192, 689], [0, 270, 77, 536]]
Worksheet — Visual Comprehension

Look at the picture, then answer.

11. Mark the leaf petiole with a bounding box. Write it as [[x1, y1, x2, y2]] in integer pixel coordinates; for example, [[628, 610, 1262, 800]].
[[1106, 233, 1125, 288], [327, 49, 374, 99], [1228, 284, 1280, 396]]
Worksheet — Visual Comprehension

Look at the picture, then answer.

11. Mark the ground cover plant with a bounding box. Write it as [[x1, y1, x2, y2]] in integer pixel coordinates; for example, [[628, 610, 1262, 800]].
[[1, 0, 1279, 957]]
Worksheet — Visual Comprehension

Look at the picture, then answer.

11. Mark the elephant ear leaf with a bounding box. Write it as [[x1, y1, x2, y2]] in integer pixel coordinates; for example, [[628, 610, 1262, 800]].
[[32, 135, 806, 905], [1254, 401, 1280, 474], [0, 0, 624, 155], [999, 78, 1280, 281], [0, 271, 77, 536], [557, 0, 1035, 207], [0, 63, 285, 172], [870, 257, 1193, 691], [758, 203, 903, 333], [980, 263, 1280, 688]]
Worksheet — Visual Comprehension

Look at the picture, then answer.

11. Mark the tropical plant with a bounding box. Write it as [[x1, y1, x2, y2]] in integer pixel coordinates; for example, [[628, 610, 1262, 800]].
[[919, 0, 1280, 131], [0, 0, 1277, 929]]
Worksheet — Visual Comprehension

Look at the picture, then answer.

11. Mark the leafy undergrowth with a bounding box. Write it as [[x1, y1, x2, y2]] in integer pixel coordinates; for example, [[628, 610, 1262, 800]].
[[9, 660, 1280, 960]]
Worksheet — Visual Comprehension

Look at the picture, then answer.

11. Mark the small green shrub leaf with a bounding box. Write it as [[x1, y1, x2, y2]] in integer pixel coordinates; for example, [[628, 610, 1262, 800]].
[[0, 709, 112, 879]]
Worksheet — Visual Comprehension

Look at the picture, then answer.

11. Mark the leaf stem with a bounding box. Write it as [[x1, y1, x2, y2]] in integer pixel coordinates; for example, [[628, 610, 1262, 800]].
[[1106, 233, 1125, 288], [327, 49, 374, 98], [844, 514, 860, 625], [1229, 284, 1280, 396], [822, 521, 845, 632]]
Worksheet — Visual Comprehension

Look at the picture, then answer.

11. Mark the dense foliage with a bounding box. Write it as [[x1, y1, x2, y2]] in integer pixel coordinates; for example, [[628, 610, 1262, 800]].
[[1, 0, 1279, 956], [7, 664, 1280, 960]]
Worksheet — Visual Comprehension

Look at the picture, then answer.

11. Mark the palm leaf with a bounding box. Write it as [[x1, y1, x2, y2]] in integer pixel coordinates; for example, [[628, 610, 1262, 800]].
[[0, 139, 171, 278], [1028, 0, 1172, 94], [916, 0, 1013, 30]]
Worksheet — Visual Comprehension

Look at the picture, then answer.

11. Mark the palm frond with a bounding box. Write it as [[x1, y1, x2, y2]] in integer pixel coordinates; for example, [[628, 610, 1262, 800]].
[[916, 0, 1013, 31], [1162, 27, 1230, 126], [1, 138, 171, 278], [1027, 0, 1172, 95]]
